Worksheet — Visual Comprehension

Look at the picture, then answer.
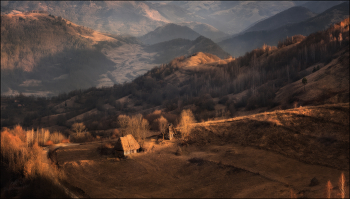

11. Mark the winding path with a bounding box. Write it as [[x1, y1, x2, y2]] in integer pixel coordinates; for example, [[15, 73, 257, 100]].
[[42, 143, 81, 198]]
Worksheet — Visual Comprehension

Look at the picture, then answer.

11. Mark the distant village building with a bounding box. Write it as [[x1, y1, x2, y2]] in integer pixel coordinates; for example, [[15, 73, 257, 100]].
[[165, 124, 174, 140], [114, 134, 140, 156]]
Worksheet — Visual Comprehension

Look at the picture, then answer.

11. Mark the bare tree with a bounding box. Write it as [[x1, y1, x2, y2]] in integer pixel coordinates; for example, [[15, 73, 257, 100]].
[[117, 115, 130, 136], [158, 116, 168, 140], [177, 109, 196, 139], [71, 122, 86, 135], [118, 114, 149, 146]]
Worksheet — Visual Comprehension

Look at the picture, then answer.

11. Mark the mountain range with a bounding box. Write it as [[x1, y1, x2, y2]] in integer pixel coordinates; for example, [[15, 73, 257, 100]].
[[219, 2, 350, 57], [2, 16, 348, 129], [1, 1, 325, 37], [0, 11, 230, 96], [1, 1, 349, 97], [243, 6, 317, 33]]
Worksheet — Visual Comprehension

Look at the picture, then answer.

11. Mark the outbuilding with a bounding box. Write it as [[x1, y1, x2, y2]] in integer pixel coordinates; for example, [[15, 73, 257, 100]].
[[165, 124, 174, 140], [114, 134, 140, 156]]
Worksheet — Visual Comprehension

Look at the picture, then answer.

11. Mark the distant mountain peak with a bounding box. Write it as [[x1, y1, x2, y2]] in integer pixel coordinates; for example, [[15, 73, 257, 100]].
[[138, 23, 201, 45], [244, 5, 316, 33]]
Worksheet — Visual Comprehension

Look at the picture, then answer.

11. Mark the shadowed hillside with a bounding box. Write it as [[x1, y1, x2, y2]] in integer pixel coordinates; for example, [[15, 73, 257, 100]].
[[0, 11, 118, 96], [243, 6, 316, 33], [301, 1, 345, 14]]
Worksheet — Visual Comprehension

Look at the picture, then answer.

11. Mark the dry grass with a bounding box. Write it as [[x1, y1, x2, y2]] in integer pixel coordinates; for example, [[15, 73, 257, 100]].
[[190, 103, 349, 170]]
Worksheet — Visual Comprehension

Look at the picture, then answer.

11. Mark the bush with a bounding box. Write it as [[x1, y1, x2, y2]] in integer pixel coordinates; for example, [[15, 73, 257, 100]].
[[69, 132, 94, 143], [71, 122, 86, 135], [49, 132, 67, 144]]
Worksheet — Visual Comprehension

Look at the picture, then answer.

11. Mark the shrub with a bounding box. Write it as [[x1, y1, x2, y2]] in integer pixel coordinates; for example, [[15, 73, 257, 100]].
[[69, 132, 94, 143], [71, 122, 86, 135], [49, 132, 67, 144]]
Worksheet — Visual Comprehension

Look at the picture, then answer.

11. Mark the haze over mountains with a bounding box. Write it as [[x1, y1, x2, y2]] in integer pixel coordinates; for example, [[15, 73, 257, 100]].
[[0, 11, 230, 96], [2, 1, 334, 37], [1, 1, 349, 97], [243, 6, 317, 33], [219, 2, 350, 57], [301, 1, 345, 13]]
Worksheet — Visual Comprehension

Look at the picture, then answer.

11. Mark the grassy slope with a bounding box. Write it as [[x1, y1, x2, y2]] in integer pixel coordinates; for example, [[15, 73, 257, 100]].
[[194, 103, 349, 170], [274, 46, 349, 107]]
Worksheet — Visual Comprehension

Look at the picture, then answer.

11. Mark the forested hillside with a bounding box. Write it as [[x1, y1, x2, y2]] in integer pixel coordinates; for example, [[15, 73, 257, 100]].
[[1, 11, 118, 96], [1, 11, 95, 71]]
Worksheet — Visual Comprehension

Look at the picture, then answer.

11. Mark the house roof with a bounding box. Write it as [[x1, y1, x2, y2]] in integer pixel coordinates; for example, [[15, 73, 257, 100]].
[[115, 134, 140, 151]]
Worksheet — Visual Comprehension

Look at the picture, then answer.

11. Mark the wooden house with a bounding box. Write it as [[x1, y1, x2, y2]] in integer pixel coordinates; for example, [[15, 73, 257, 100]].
[[165, 124, 174, 140], [114, 134, 140, 156]]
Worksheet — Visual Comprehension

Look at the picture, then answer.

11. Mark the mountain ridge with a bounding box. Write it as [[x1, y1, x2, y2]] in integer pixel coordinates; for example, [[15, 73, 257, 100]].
[[243, 6, 316, 33], [219, 2, 350, 57], [138, 23, 201, 45], [145, 36, 230, 64]]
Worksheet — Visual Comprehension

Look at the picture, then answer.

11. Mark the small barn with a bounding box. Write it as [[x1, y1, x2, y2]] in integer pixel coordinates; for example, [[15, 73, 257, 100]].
[[165, 124, 174, 140], [114, 134, 140, 156]]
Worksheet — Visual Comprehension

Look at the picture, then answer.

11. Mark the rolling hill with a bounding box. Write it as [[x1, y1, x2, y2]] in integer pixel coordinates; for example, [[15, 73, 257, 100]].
[[138, 23, 201, 45], [219, 2, 350, 57]]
